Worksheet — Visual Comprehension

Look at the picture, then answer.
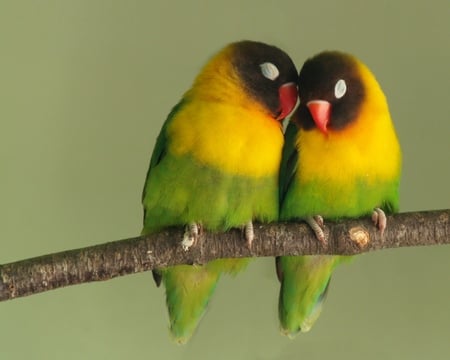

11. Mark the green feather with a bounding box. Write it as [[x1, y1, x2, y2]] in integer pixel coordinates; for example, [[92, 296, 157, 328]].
[[142, 151, 278, 233], [277, 256, 338, 336]]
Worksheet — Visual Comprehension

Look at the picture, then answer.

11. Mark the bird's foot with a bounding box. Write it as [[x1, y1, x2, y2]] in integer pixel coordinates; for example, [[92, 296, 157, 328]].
[[243, 220, 254, 249], [371, 208, 387, 236], [305, 215, 327, 245], [181, 222, 202, 251]]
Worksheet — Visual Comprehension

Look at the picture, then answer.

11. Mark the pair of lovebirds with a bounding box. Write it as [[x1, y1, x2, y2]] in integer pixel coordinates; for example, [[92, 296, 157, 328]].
[[141, 40, 402, 344]]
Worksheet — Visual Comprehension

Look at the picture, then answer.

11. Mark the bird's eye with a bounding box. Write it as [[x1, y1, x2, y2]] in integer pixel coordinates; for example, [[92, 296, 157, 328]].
[[334, 79, 347, 99], [260, 62, 279, 80]]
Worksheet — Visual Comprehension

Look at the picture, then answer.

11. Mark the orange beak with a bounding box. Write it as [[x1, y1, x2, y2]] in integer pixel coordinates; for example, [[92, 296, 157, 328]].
[[277, 82, 298, 120], [307, 100, 331, 134]]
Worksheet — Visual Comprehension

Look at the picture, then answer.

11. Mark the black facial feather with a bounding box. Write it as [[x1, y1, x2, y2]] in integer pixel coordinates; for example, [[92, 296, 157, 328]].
[[296, 51, 365, 131], [231, 41, 297, 117]]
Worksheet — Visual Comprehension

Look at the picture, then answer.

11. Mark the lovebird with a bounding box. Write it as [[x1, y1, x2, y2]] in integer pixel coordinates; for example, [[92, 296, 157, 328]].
[[141, 40, 298, 344], [277, 51, 401, 337]]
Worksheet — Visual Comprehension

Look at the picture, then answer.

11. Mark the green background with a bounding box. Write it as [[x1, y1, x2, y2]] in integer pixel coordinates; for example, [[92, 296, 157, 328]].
[[1, 1, 449, 359]]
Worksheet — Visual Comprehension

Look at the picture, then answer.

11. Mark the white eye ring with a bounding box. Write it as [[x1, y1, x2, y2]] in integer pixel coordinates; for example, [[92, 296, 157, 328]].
[[260, 62, 279, 80], [334, 79, 347, 99]]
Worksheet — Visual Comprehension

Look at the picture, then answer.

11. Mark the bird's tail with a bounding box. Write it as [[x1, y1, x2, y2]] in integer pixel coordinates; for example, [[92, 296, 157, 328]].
[[276, 255, 344, 337], [161, 263, 221, 344]]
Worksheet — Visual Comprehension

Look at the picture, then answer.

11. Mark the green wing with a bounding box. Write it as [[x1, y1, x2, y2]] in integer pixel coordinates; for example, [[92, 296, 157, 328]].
[[141, 100, 186, 218], [279, 121, 299, 209]]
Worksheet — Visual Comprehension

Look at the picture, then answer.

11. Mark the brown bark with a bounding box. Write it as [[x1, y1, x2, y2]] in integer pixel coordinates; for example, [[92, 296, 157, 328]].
[[0, 209, 448, 302]]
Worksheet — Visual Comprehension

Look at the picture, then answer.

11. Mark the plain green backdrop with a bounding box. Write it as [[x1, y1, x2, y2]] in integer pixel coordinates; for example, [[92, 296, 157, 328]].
[[1, 1, 449, 359]]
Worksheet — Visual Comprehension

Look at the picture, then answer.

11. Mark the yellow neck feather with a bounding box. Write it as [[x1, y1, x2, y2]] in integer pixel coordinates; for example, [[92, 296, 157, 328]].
[[168, 101, 284, 177]]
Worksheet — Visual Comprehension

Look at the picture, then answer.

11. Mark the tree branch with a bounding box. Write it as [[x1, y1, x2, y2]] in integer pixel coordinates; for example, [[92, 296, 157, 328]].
[[0, 209, 448, 302]]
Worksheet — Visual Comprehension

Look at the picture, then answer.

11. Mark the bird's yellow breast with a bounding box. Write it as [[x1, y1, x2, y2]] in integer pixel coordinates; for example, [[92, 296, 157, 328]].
[[167, 100, 284, 177]]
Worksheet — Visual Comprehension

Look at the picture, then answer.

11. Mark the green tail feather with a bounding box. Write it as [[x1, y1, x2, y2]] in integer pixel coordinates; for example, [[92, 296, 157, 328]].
[[161, 263, 221, 344], [155, 254, 250, 344], [161, 257, 250, 344], [277, 255, 349, 337]]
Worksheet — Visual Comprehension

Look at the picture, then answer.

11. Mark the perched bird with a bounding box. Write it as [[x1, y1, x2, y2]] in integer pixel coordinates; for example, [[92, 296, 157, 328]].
[[142, 41, 298, 344], [277, 51, 401, 337]]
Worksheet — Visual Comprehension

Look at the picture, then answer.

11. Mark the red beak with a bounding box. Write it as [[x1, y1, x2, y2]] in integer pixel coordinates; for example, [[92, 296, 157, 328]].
[[277, 82, 298, 120], [307, 100, 331, 134]]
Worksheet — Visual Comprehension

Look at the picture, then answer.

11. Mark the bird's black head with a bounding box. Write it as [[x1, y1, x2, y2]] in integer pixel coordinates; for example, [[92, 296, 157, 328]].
[[231, 41, 298, 120], [294, 51, 365, 133]]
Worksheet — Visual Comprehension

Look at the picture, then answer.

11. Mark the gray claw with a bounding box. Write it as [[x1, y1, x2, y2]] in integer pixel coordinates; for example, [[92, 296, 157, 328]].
[[313, 215, 324, 228], [372, 208, 387, 236], [181, 222, 201, 251], [244, 220, 254, 248], [305, 216, 327, 245]]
